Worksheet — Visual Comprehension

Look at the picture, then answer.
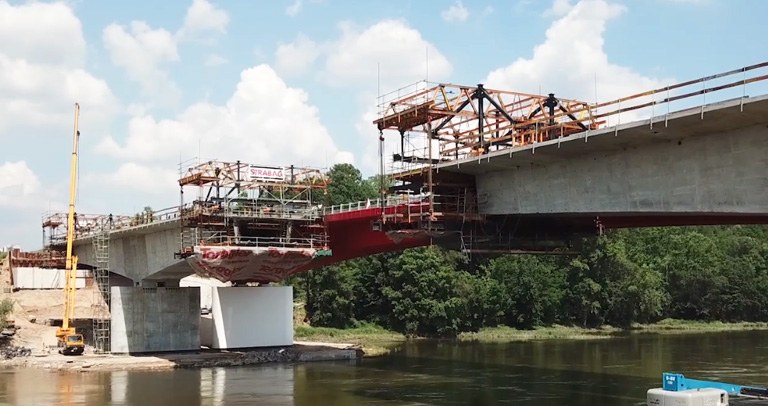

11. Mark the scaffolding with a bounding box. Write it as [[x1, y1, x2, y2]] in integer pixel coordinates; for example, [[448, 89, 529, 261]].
[[372, 62, 768, 253], [91, 219, 110, 353], [176, 160, 329, 257]]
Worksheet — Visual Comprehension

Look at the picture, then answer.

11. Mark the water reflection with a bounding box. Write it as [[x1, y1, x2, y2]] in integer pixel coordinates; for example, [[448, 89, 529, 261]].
[[0, 331, 765, 405]]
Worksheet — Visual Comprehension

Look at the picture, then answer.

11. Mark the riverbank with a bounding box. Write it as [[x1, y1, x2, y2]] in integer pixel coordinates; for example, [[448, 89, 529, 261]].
[[294, 324, 404, 357], [294, 319, 768, 352], [0, 342, 362, 372], [460, 319, 768, 342]]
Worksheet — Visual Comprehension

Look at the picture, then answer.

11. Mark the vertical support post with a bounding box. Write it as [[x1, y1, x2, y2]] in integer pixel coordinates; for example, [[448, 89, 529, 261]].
[[379, 130, 386, 215], [426, 121, 434, 231], [236, 160, 241, 196], [701, 79, 706, 119], [477, 85, 485, 151], [741, 68, 746, 112]]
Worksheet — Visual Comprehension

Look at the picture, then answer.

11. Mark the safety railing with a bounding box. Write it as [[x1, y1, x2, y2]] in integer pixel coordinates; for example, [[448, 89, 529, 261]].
[[222, 201, 321, 221], [377, 80, 438, 117], [42, 205, 188, 245], [325, 195, 427, 215], [198, 235, 328, 249]]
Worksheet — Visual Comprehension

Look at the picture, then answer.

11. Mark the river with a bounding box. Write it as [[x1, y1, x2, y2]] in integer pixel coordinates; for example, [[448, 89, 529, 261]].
[[1, 331, 767, 405]]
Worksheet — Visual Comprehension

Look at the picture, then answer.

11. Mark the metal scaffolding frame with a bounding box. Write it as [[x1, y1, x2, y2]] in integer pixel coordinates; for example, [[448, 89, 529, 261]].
[[91, 219, 110, 353], [373, 61, 768, 253], [176, 160, 330, 257]]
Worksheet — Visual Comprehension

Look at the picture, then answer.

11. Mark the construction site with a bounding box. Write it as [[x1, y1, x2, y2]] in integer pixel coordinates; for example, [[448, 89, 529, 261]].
[[1, 60, 767, 358]]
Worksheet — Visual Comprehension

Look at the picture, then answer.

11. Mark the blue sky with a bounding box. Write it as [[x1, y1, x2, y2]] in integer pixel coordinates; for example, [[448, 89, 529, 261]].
[[1, 0, 767, 250]]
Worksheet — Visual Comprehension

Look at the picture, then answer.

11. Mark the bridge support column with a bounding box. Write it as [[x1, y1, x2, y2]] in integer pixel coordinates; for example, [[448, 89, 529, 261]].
[[203, 286, 293, 349], [110, 286, 200, 354]]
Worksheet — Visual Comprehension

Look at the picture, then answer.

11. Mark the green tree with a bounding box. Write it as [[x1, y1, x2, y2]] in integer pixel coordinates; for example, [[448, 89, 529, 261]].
[[305, 261, 361, 328], [717, 236, 768, 321], [661, 232, 724, 320], [326, 163, 377, 206], [483, 255, 567, 329], [565, 236, 666, 327], [380, 247, 471, 336]]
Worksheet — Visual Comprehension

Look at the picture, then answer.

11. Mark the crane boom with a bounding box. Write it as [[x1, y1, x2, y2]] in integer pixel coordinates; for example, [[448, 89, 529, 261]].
[[56, 103, 85, 355], [63, 102, 79, 330]]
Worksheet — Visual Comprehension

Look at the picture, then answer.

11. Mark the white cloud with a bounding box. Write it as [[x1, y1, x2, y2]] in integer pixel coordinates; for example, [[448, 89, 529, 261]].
[[324, 20, 452, 88], [286, 0, 303, 16], [103, 21, 181, 103], [543, 0, 573, 17], [485, 0, 667, 118], [103, 0, 229, 104], [318, 20, 452, 173], [89, 163, 179, 195], [0, 55, 116, 133], [441, 1, 469, 22], [0, 161, 43, 208], [0, 1, 86, 67], [274, 34, 321, 76], [180, 0, 230, 37], [0, 2, 117, 136], [97, 64, 353, 170], [205, 53, 228, 67]]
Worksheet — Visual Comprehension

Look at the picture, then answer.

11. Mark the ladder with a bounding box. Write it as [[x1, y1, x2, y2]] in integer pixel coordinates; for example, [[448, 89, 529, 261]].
[[178, 227, 198, 257], [91, 220, 110, 353]]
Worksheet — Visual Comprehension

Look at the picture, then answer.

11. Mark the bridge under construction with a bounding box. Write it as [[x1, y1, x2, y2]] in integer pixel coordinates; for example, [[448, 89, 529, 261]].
[[7, 61, 768, 354]]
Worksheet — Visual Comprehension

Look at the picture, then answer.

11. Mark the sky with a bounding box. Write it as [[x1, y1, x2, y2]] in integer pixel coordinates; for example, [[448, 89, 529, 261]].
[[1, 0, 767, 250]]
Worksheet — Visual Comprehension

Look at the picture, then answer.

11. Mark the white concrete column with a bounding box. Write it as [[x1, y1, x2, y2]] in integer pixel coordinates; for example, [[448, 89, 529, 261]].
[[208, 286, 293, 349]]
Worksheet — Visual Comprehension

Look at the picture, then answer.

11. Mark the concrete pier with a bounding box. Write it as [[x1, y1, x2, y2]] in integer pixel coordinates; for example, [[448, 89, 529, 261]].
[[204, 286, 293, 349], [110, 287, 200, 354]]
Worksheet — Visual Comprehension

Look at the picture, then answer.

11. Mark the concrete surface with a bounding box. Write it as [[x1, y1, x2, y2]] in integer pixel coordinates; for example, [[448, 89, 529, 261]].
[[11, 267, 88, 290], [441, 95, 768, 216], [110, 287, 200, 354], [74, 222, 189, 284], [209, 286, 293, 349]]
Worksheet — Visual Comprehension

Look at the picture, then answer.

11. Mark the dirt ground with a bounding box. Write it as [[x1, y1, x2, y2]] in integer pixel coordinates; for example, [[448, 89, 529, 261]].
[[0, 257, 361, 370], [0, 255, 108, 352]]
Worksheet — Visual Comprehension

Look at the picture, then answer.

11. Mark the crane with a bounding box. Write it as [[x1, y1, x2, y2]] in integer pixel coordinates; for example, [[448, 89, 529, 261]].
[[55, 103, 85, 356]]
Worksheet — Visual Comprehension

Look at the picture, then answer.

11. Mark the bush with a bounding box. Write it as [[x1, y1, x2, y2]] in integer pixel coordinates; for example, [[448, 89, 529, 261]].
[[0, 298, 14, 328]]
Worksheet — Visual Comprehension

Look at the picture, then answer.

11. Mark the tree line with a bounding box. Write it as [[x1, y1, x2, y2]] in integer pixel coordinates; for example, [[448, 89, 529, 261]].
[[291, 164, 768, 337]]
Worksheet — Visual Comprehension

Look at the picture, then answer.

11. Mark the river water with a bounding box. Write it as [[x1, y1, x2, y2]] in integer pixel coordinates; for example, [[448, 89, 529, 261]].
[[1, 331, 767, 405]]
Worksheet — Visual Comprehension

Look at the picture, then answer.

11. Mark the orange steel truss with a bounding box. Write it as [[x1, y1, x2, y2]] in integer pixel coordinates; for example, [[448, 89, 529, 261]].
[[374, 61, 768, 161], [375, 84, 601, 159]]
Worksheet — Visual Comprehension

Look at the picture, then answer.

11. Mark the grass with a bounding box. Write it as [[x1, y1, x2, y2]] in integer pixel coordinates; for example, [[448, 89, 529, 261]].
[[459, 325, 622, 343], [631, 318, 768, 333], [459, 320, 768, 343], [294, 323, 405, 357]]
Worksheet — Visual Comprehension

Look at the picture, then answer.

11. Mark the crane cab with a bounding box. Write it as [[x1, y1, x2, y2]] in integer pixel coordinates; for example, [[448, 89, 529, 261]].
[[56, 327, 84, 355]]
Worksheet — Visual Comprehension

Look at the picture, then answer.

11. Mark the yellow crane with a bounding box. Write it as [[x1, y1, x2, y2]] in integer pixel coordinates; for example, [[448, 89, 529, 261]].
[[55, 103, 85, 355]]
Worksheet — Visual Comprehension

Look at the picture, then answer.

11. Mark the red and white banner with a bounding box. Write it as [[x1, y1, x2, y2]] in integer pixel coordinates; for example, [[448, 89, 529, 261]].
[[186, 246, 316, 283], [245, 166, 285, 182]]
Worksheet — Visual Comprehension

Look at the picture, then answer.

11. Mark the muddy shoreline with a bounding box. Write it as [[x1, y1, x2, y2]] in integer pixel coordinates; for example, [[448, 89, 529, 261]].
[[0, 342, 363, 372]]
